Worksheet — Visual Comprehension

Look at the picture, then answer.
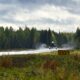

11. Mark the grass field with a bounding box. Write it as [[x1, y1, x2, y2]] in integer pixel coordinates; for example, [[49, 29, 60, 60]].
[[0, 50, 80, 80]]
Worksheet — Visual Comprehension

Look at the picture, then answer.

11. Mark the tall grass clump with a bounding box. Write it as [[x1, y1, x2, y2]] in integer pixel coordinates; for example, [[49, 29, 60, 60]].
[[0, 55, 13, 68]]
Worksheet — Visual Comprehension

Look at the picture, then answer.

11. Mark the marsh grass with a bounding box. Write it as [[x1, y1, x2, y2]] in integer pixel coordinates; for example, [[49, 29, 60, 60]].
[[0, 50, 80, 80]]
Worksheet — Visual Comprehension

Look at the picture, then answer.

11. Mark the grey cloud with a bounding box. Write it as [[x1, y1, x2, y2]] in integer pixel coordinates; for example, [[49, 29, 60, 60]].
[[0, 0, 79, 32], [0, 0, 80, 14], [17, 0, 80, 14]]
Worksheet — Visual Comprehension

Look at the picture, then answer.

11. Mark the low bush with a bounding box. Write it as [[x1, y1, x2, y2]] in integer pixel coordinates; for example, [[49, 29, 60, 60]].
[[0, 55, 13, 68]]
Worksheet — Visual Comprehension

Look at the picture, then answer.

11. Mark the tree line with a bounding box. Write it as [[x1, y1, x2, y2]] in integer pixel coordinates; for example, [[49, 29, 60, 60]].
[[0, 26, 79, 50]]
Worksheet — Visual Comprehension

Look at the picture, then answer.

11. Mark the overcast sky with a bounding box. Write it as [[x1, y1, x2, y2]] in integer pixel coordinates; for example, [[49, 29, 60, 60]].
[[0, 0, 80, 32]]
